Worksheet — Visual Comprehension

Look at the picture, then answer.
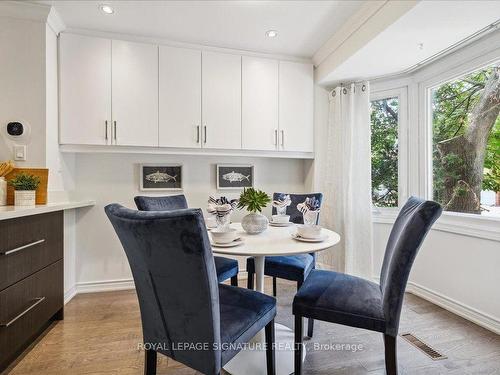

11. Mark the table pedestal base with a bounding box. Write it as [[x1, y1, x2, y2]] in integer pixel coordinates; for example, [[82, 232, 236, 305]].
[[223, 323, 306, 375]]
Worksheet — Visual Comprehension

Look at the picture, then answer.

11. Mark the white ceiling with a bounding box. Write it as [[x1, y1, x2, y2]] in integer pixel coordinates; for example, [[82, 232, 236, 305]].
[[37, 0, 365, 58], [322, 1, 500, 84]]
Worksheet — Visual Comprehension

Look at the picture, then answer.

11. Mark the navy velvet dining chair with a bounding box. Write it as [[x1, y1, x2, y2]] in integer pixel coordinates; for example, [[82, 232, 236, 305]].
[[105, 204, 276, 375], [135, 195, 240, 286], [246, 192, 322, 338], [292, 197, 442, 375]]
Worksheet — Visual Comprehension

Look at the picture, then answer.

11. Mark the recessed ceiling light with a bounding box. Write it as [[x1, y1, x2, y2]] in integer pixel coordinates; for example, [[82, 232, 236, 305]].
[[99, 4, 114, 14], [266, 30, 278, 38]]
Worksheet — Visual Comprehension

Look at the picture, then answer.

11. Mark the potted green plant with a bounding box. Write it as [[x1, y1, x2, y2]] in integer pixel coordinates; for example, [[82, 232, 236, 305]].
[[237, 188, 271, 234], [8, 172, 40, 206]]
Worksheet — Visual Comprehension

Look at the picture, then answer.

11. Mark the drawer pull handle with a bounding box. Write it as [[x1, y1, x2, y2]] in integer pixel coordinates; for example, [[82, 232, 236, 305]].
[[1, 239, 45, 256], [0, 297, 46, 327]]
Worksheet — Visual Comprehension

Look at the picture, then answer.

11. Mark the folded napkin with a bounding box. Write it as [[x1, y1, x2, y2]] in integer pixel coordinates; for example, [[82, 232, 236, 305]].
[[207, 196, 238, 218], [297, 196, 321, 214], [272, 193, 291, 208]]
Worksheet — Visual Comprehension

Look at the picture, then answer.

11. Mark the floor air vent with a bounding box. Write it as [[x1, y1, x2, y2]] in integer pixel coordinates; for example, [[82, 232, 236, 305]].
[[400, 333, 447, 360]]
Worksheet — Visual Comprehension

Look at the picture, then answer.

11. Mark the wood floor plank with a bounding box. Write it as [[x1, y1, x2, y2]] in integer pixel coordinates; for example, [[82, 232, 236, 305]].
[[4, 278, 500, 375]]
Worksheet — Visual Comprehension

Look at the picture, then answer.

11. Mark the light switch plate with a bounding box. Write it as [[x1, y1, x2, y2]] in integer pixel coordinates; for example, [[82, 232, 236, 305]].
[[14, 144, 26, 161]]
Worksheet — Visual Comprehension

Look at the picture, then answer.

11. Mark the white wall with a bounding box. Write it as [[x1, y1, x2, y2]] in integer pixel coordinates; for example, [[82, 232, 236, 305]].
[[0, 16, 46, 166], [373, 223, 500, 333], [45, 23, 76, 195], [72, 153, 306, 287], [366, 30, 500, 333], [0, 7, 77, 300]]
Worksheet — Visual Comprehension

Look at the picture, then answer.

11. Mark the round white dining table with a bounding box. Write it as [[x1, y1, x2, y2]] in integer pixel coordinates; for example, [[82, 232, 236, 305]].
[[211, 223, 340, 375]]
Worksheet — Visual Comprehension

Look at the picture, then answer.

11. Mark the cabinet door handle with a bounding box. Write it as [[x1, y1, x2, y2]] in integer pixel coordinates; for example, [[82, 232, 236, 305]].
[[196, 126, 200, 143], [274, 129, 278, 146], [0, 239, 45, 256], [0, 297, 46, 327], [281, 130, 285, 148], [105, 121, 108, 140], [113, 121, 117, 142], [204, 126, 207, 144]]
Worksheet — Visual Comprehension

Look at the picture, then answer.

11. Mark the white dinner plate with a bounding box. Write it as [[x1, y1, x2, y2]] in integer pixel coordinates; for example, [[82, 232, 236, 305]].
[[269, 221, 294, 227], [211, 238, 244, 248], [291, 233, 327, 243]]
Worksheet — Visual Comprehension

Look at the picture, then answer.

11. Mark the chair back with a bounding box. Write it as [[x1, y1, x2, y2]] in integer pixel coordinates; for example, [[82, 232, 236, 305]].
[[272, 192, 323, 224], [105, 204, 221, 374], [379, 197, 442, 336], [134, 194, 188, 211]]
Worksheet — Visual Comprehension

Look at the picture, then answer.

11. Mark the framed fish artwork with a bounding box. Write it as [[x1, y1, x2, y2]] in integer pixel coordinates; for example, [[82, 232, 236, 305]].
[[217, 164, 254, 190], [140, 164, 183, 191]]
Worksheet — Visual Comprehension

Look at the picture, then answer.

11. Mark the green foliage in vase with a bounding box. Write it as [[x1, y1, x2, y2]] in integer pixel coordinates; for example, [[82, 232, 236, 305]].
[[237, 188, 271, 213], [8, 173, 40, 191]]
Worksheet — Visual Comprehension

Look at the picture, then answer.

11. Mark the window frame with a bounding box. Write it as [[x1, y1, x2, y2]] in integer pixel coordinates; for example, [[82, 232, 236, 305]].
[[371, 34, 500, 240], [420, 58, 500, 218], [370, 87, 409, 213]]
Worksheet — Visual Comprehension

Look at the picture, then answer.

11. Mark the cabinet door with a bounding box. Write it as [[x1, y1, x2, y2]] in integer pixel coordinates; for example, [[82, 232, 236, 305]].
[[202, 51, 241, 149], [242, 57, 279, 151], [159, 46, 201, 148], [279, 61, 314, 152], [59, 33, 111, 145], [112, 40, 158, 147]]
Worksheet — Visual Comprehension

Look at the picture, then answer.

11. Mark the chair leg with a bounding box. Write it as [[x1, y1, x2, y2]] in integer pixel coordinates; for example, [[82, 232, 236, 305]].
[[247, 271, 254, 290], [265, 319, 276, 375], [294, 315, 303, 375], [230, 275, 238, 287], [384, 334, 398, 375], [272, 277, 277, 297], [144, 349, 157, 375], [307, 318, 314, 338]]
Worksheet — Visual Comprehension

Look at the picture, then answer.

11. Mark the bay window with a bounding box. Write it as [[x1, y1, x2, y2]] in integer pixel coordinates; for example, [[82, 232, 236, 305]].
[[430, 63, 499, 217]]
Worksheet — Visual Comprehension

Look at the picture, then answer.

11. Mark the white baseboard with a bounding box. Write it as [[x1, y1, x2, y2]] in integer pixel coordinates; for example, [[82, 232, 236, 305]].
[[406, 282, 500, 335], [68, 273, 254, 302], [64, 285, 77, 305], [316, 262, 335, 270], [76, 278, 135, 294], [66, 275, 499, 335]]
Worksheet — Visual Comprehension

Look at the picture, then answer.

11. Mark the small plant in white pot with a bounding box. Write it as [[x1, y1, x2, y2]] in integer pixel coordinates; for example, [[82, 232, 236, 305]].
[[9, 173, 40, 206], [238, 188, 271, 234]]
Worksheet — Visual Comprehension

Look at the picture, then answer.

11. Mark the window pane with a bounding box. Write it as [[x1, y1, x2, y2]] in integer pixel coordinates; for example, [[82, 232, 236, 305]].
[[432, 64, 500, 216], [370, 97, 399, 208]]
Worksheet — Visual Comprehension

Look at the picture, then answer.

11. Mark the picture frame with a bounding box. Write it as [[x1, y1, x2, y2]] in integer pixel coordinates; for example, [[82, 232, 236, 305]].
[[140, 164, 183, 191], [217, 164, 254, 190]]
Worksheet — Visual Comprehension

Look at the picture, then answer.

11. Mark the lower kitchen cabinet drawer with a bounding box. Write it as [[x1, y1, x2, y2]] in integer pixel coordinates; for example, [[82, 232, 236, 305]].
[[0, 211, 63, 291], [0, 260, 63, 371]]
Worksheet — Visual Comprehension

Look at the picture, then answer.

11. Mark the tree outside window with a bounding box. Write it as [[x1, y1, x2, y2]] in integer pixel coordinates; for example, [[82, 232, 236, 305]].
[[432, 64, 500, 216], [370, 97, 399, 208]]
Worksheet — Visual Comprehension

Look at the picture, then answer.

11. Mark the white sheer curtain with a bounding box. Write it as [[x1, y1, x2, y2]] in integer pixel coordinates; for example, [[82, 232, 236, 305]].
[[321, 82, 373, 278]]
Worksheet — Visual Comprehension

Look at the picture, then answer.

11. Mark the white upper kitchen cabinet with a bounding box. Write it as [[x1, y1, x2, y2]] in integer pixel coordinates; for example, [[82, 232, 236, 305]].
[[242, 56, 279, 151], [278, 61, 314, 152], [59, 33, 111, 145], [111, 40, 158, 147], [202, 51, 241, 149], [159, 46, 201, 148]]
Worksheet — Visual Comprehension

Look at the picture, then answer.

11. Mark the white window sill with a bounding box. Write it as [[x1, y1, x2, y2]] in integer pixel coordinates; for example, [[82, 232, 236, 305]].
[[372, 209, 500, 242]]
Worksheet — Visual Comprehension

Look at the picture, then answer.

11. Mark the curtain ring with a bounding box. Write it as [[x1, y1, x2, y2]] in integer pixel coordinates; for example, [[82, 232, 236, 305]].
[[362, 84, 366, 92], [332, 90, 336, 97], [342, 88, 347, 95]]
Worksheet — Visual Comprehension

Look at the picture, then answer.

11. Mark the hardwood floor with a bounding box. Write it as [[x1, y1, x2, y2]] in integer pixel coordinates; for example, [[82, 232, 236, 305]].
[[5, 279, 500, 375]]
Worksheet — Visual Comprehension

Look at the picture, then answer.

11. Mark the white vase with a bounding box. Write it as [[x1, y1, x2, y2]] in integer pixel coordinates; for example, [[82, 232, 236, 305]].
[[14, 190, 36, 206], [0, 177, 6, 206], [241, 212, 269, 234]]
